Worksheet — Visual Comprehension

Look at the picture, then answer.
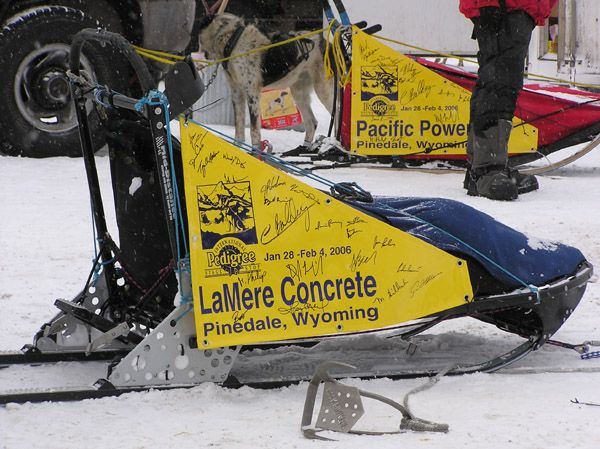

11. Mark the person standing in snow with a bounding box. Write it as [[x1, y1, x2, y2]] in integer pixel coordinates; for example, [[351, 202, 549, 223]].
[[459, 0, 557, 200]]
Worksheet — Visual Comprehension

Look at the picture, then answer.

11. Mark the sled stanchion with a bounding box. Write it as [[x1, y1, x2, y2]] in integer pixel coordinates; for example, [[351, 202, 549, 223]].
[[331, 0, 351, 25], [70, 82, 118, 299], [134, 90, 194, 304], [137, 94, 180, 263], [67, 27, 161, 307]]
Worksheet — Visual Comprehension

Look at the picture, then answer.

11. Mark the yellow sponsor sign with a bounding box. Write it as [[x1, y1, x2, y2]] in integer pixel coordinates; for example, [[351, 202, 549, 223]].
[[181, 120, 473, 348], [351, 28, 537, 157]]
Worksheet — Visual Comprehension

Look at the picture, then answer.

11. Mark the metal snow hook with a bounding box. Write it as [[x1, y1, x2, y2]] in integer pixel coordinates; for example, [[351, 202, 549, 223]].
[[301, 361, 449, 440]]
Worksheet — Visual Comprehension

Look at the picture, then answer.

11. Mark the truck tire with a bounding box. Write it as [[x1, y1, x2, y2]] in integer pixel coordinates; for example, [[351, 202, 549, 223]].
[[0, 6, 130, 157]]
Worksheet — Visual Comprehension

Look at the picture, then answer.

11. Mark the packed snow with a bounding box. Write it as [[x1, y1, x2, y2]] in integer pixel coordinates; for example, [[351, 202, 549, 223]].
[[1, 99, 600, 449]]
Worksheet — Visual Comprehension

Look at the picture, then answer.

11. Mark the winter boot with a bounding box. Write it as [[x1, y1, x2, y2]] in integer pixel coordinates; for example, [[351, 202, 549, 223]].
[[467, 166, 518, 200], [508, 167, 539, 194], [463, 122, 539, 195], [466, 120, 518, 201], [464, 166, 538, 195]]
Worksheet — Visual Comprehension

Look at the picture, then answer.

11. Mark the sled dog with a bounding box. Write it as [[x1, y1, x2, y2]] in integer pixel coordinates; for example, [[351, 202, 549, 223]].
[[198, 13, 333, 151]]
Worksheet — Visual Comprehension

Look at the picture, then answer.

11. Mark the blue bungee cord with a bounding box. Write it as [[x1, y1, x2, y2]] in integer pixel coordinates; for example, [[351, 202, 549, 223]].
[[134, 90, 192, 305]]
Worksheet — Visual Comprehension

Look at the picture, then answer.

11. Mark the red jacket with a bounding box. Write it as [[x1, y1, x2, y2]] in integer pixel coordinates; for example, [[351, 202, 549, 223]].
[[459, 0, 557, 25]]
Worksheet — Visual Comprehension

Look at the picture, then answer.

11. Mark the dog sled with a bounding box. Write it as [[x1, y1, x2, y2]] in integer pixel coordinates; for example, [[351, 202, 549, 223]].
[[0, 27, 595, 413], [281, 11, 600, 174]]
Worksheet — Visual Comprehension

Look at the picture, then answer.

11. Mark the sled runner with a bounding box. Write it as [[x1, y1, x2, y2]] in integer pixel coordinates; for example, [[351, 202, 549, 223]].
[[0, 25, 595, 405]]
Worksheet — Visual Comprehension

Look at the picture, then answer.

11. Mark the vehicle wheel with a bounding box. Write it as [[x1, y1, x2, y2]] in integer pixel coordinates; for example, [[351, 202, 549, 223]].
[[0, 7, 131, 157]]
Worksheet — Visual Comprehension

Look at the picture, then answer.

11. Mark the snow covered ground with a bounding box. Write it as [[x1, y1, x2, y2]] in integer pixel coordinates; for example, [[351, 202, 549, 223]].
[[1, 102, 600, 448]]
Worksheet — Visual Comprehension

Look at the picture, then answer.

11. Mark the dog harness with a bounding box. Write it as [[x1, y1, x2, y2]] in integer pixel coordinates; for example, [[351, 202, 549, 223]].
[[262, 31, 315, 85], [222, 25, 316, 85], [222, 25, 245, 72]]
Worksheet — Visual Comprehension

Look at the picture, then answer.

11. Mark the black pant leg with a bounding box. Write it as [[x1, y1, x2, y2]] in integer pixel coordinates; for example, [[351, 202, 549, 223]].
[[470, 11, 535, 134]]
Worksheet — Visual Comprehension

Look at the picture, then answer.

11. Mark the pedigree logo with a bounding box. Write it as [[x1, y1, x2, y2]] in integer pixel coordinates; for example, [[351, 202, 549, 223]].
[[196, 181, 258, 250], [362, 97, 397, 117], [205, 238, 259, 277]]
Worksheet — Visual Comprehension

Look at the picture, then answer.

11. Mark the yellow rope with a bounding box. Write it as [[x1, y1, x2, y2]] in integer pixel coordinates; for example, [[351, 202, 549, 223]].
[[323, 19, 336, 81], [134, 27, 330, 69], [194, 26, 328, 66], [333, 29, 351, 86], [132, 23, 599, 91], [323, 21, 352, 87], [133, 45, 185, 63], [373, 34, 600, 90], [374, 35, 478, 65], [134, 47, 178, 65]]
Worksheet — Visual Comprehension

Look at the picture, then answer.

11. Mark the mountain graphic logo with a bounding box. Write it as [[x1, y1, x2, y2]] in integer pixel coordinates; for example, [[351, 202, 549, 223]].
[[196, 181, 258, 249], [361, 65, 398, 101]]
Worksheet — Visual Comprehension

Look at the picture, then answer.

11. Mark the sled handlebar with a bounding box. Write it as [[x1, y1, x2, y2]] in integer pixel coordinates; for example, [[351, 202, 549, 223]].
[[70, 28, 155, 94], [96, 90, 140, 112], [362, 24, 382, 35]]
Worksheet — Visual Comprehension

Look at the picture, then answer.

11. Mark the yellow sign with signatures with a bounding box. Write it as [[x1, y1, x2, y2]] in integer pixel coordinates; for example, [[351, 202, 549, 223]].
[[180, 119, 473, 348], [351, 27, 538, 157]]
